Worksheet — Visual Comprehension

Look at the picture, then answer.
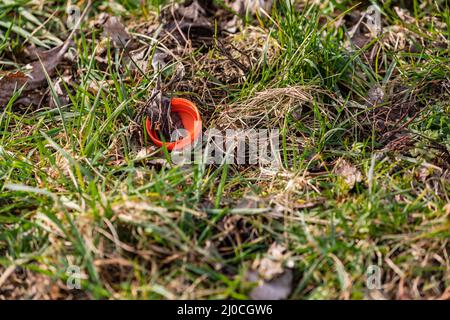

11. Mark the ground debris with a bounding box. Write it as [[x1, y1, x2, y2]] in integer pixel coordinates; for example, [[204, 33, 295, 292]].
[[333, 158, 363, 189], [366, 85, 385, 107], [247, 243, 294, 300], [249, 269, 293, 300], [0, 41, 72, 107], [102, 15, 134, 49], [252, 243, 292, 280], [0, 1, 92, 108]]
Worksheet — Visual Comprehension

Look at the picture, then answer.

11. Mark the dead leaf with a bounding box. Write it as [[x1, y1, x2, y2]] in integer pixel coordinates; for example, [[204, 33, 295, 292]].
[[89, 12, 110, 28], [0, 72, 28, 106], [350, 32, 371, 49], [250, 243, 294, 283], [0, 41, 72, 107], [151, 51, 169, 72], [334, 158, 362, 189], [346, 8, 381, 52], [127, 48, 151, 74], [178, 0, 206, 20], [0, 0, 92, 107], [102, 16, 132, 48]]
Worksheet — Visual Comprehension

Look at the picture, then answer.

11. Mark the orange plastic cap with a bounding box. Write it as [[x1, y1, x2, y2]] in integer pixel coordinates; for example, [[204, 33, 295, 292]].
[[146, 98, 202, 151]]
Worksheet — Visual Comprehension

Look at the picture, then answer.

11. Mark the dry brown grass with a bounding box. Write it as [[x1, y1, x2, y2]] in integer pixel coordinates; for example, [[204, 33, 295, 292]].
[[210, 86, 339, 130]]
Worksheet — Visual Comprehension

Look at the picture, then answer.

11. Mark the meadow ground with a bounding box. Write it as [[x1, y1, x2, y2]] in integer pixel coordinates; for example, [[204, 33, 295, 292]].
[[0, 0, 449, 299]]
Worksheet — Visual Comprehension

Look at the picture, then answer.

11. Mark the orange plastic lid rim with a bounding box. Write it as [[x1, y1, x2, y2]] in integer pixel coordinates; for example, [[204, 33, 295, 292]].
[[146, 98, 202, 151]]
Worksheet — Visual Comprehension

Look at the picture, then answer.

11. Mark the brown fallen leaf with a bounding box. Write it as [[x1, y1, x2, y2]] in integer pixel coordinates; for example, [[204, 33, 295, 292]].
[[0, 1, 92, 107], [178, 0, 206, 21], [253, 243, 291, 280], [102, 16, 133, 48], [151, 51, 169, 72], [350, 31, 371, 49], [0, 41, 72, 107], [0, 71, 28, 106], [346, 8, 381, 59]]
